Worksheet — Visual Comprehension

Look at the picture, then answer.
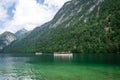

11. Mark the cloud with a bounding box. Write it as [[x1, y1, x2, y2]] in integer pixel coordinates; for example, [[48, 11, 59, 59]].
[[0, 0, 17, 33], [0, 6, 8, 22], [44, 0, 69, 8], [0, 0, 70, 34], [11, 0, 55, 29], [0, 0, 17, 21], [0, 0, 17, 8]]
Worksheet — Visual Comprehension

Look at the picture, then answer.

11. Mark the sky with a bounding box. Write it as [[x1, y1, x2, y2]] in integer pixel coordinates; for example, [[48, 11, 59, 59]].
[[0, 0, 70, 34]]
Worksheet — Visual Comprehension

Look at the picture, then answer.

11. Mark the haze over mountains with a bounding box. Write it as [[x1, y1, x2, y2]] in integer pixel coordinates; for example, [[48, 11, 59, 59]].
[[15, 28, 28, 37], [0, 0, 120, 54]]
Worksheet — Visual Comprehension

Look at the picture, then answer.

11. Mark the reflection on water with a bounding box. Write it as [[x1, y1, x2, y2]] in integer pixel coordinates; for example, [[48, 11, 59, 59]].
[[0, 53, 120, 64], [54, 53, 73, 62], [0, 53, 120, 80], [73, 53, 120, 64]]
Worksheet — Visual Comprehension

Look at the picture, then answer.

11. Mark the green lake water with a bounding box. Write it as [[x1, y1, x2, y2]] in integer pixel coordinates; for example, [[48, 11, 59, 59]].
[[0, 53, 120, 80]]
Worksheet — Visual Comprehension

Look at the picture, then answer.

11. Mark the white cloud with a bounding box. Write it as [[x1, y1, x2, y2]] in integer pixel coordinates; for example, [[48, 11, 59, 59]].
[[0, 0, 70, 34], [0, 0, 17, 8], [11, 0, 55, 29], [44, 0, 70, 8], [0, 0, 17, 21], [0, 6, 8, 21], [0, 0, 17, 33]]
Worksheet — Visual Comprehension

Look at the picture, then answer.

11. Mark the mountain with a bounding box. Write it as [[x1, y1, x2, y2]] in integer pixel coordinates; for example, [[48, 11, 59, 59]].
[[3, 0, 120, 53], [0, 32, 16, 51], [15, 28, 27, 37]]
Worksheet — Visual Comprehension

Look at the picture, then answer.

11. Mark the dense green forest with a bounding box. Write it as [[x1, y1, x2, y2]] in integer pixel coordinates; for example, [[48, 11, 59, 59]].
[[2, 0, 120, 54]]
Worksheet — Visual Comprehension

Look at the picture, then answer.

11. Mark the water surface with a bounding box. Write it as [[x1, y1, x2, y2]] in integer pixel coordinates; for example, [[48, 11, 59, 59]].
[[0, 53, 120, 80]]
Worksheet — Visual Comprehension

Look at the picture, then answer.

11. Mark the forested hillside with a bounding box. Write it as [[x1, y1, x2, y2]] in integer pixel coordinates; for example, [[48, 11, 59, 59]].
[[3, 0, 120, 54]]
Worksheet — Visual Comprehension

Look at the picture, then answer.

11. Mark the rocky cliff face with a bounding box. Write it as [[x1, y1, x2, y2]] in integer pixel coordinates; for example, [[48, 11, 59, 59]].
[[49, 0, 104, 28], [3, 0, 120, 53], [0, 32, 16, 50]]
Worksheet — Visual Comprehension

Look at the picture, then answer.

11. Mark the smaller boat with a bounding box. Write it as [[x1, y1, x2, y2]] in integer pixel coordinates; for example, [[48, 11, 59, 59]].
[[35, 52, 42, 55]]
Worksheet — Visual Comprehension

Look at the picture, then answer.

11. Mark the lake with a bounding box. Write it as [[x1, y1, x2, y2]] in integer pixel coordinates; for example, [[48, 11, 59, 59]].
[[0, 53, 120, 80]]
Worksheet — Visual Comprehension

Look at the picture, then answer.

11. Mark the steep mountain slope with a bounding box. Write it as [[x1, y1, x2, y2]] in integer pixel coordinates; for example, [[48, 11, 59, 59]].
[[0, 32, 16, 51], [3, 0, 120, 53]]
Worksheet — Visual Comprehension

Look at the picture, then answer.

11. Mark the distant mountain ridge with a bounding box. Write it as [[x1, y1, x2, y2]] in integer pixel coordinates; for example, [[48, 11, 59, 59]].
[[0, 29, 29, 52], [15, 28, 27, 37], [2, 0, 120, 53]]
